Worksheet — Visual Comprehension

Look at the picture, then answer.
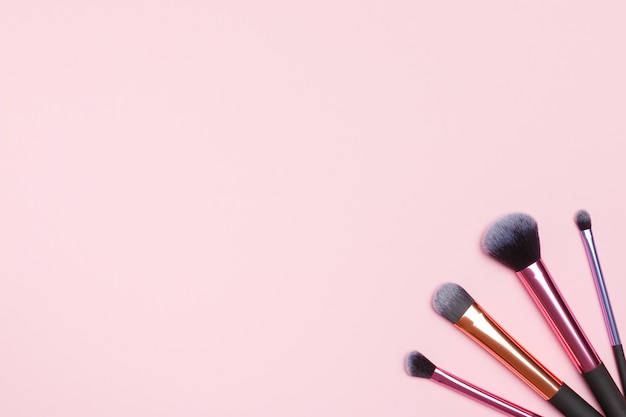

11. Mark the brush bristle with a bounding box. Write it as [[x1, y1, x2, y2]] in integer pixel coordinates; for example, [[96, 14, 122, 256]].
[[432, 283, 474, 323], [575, 210, 591, 231], [481, 213, 541, 271], [405, 351, 436, 378]]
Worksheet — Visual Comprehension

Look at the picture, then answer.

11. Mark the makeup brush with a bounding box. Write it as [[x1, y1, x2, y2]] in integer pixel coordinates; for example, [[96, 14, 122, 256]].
[[405, 350, 543, 417], [433, 282, 602, 417], [575, 209, 626, 393], [482, 213, 626, 417]]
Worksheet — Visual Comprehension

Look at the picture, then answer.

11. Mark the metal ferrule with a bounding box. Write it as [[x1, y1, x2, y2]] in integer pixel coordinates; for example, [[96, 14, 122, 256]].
[[580, 229, 621, 346], [455, 303, 561, 400], [517, 261, 601, 373], [431, 367, 543, 417]]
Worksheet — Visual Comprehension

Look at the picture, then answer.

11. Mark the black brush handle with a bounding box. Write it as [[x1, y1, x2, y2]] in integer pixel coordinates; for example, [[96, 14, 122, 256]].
[[582, 362, 626, 417], [548, 383, 603, 417], [613, 344, 626, 394]]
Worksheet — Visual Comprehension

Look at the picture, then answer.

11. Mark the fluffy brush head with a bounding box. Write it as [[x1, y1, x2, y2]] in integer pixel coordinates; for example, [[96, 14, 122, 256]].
[[481, 213, 541, 271], [405, 351, 436, 378], [575, 210, 591, 231], [432, 282, 474, 323]]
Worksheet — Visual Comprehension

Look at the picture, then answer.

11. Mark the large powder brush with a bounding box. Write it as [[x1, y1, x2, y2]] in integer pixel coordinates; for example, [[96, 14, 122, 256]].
[[482, 213, 626, 417]]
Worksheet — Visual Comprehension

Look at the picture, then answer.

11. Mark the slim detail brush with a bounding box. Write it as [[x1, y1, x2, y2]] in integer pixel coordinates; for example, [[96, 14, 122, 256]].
[[432, 282, 602, 417], [575, 209, 626, 393], [482, 213, 626, 417], [405, 350, 543, 417]]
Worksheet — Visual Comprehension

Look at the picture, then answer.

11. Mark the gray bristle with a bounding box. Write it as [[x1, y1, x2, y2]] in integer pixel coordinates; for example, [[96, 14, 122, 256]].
[[405, 351, 436, 378], [432, 283, 474, 323], [575, 210, 591, 231], [481, 213, 541, 271]]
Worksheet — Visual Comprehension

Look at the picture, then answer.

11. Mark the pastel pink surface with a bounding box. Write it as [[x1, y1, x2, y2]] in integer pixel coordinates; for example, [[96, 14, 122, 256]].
[[1, 1, 626, 416]]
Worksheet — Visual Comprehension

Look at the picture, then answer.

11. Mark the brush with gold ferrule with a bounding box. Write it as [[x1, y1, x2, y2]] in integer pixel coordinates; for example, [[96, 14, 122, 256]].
[[482, 213, 626, 417], [433, 283, 602, 417]]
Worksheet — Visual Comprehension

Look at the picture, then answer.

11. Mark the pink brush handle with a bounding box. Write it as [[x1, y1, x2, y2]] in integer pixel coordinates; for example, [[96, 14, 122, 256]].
[[517, 260, 600, 373], [431, 367, 542, 417]]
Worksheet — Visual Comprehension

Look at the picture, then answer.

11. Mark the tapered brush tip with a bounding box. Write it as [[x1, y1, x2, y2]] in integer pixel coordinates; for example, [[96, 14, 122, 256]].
[[432, 283, 474, 323], [405, 351, 436, 378], [481, 213, 541, 271], [575, 210, 591, 231]]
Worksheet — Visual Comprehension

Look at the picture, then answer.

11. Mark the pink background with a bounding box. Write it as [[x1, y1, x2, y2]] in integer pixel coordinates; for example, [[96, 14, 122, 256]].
[[2, 1, 626, 416]]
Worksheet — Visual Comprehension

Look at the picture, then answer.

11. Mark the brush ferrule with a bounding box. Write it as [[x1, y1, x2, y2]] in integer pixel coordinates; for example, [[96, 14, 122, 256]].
[[517, 261, 600, 373], [431, 367, 542, 417], [580, 229, 621, 346], [455, 302, 561, 399]]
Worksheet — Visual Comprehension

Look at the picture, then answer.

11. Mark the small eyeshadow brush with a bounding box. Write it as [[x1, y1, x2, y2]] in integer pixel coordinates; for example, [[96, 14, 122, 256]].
[[405, 350, 543, 417], [575, 209, 626, 393]]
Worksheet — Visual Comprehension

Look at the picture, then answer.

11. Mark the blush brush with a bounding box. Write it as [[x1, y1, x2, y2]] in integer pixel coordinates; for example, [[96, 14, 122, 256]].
[[575, 209, 626, 393], [482, 213, 626, 417], [433, 282, 602, 417], [405, 350, 543, 417]]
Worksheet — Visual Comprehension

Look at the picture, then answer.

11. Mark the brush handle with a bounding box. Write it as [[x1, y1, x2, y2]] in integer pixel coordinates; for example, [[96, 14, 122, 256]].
[[431, 368, 542, 417], [613, 344, 626, 394], [548, 384, 603, 417], [582, 362, 626, 417]]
